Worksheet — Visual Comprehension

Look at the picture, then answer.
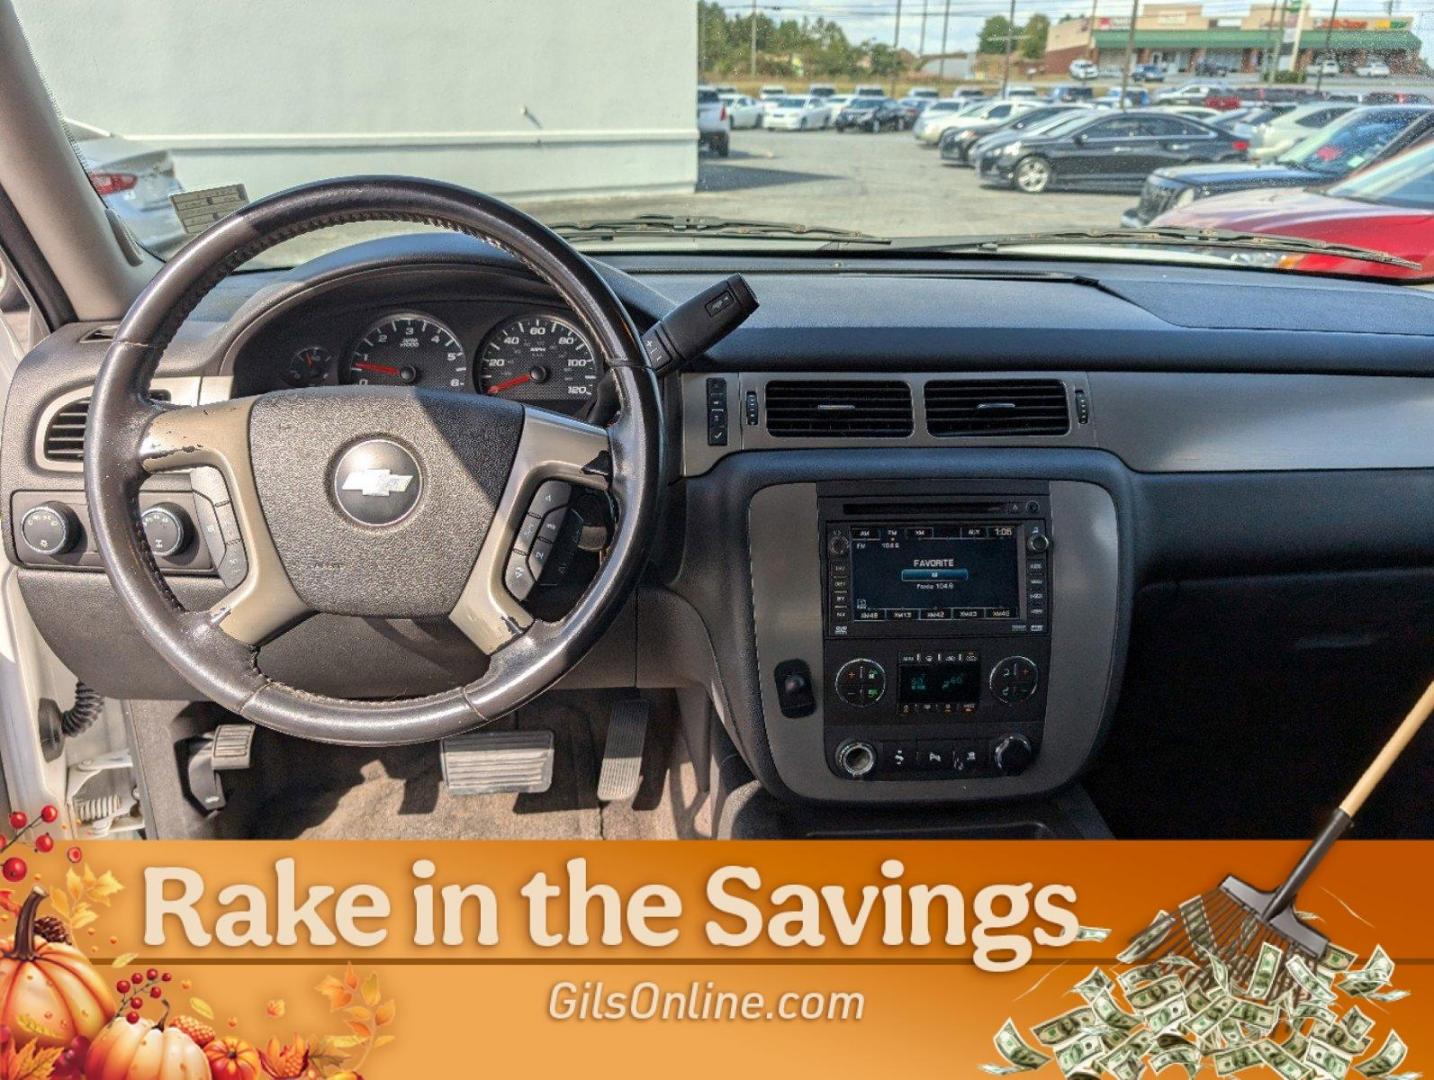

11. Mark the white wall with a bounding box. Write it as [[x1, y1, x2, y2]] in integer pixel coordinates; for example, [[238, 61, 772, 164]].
[[14, 0, 697, 200]]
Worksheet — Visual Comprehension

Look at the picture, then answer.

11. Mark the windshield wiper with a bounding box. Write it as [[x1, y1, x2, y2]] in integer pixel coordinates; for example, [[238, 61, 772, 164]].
[[886, 226, 1419, 269], [546, 213, 890, 244]]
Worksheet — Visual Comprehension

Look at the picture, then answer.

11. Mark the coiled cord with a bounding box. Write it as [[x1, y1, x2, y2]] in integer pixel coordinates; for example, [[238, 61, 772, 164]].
[[59, 681, 103, 737]]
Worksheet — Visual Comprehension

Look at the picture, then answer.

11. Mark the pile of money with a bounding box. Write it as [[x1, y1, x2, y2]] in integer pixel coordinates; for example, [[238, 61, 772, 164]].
[[983, 906, 1416, 1080]]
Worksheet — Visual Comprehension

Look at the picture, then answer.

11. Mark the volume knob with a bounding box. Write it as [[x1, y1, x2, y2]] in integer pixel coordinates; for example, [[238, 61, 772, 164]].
[[994, 735, 1035, 776]]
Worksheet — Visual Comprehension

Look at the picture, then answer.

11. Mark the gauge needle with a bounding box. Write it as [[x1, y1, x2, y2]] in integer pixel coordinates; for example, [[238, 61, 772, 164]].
[[351, 360, 401, 376], [487, 373, 532, 395]]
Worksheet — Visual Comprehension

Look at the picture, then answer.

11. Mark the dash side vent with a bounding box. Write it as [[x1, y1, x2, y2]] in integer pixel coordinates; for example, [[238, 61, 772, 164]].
[[42, 390, 171, 462], [924, 379, 1069, 437], [764, 380, 913, 438]]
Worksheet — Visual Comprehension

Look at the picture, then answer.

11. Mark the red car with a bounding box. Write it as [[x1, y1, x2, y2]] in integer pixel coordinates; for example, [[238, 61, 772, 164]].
[[1150, 138, 1434, 279]]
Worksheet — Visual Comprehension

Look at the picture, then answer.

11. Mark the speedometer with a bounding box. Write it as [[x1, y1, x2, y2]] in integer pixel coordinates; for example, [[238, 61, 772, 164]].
[[342, 313, 467, 389], [479, 314, 601, 413]]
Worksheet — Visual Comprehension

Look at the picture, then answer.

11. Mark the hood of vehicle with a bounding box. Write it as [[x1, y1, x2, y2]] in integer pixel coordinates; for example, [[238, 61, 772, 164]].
[[1155, 186, 1434, 239], [1153, 161, 1317, 189]]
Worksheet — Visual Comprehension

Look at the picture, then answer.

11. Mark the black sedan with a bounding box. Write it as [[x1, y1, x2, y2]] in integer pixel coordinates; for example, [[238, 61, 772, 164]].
[[1123, 105, 1434, 226], [834, 98, 906, 133], [979, 110, 1248, 194], [940, 105, 1082, 165]]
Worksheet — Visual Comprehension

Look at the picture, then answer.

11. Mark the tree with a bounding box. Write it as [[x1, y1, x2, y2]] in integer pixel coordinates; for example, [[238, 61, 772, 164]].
[[1021, 14, 1050, 60], [978, 16, 1014, 55]]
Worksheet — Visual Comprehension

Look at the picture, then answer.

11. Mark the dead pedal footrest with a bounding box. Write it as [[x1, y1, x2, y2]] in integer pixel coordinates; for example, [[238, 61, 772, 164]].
[[596, 699, 649, 803], [441, 730, 554, 795]]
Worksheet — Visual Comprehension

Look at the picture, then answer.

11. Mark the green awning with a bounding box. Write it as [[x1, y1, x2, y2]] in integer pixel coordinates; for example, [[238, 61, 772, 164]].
[[1091, 27, 1419, 51]]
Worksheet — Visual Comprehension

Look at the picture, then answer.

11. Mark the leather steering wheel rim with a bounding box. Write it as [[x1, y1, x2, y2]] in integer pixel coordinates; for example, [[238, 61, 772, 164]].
[[84, 176, 661, 746]]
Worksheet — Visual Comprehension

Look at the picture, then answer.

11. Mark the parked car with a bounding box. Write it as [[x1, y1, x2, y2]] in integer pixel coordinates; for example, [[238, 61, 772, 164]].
[[1194, 59, 1232, 76], [980, 109, 1247, 194], [1096, 88, 1153, 108], [1123, 105, 1434, 226], [808, 83, 837, 99], [1169, 106, 1224, 123], [908, 86, 940, 100], [854, 84, 885, 97], [1005, 85, 1040, 99], [1132, 64, 1167, 83], [835, 97, 906, 132], [719, 94, 764, 129], [758, 85, 788, 115], [1355, 60, 1391, 78], [897, 97, 930, 126], [1069, 59, 1099, 81], [910, 99, 982, 142], [697, 87, 731, 156], [970, 108, 1103, 169], [63, 119, 186, 256], [1148, 138, 1434, 279], [1250, 102, 1358, 161], [1363, 91, 1432, 105], [1313, 58, 1341, 77], [951, 87, 988, 102], [1157, 82, 1233, 106], [1049, 84, 1096, 104], [765, 96, 831, 131], [916, 98, 1035, 145], [713, 84, 737, 94], [940, 104, 1082, 165]]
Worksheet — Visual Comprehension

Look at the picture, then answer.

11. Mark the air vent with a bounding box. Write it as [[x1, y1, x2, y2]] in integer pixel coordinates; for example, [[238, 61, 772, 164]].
[[42, 390, 171, 462], [79, 325, 119, 343], [925, 379, 1069, 437], [765, 380, 913, 438]]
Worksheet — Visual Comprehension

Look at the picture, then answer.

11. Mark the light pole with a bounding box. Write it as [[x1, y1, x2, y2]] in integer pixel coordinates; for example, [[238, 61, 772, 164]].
[[919, 0, 929, 60], [1001, 0, 1017, 97], [1118, 0, 1139, 110], [939, 0, 952, 84], [749, 0, 757, 78], [1315, 0, 1340, 91], [891, 0, 905, 97]]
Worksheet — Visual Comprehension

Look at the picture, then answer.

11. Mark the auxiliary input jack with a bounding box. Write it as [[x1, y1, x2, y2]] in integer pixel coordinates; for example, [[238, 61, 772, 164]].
[[836, 740, 877, 779]]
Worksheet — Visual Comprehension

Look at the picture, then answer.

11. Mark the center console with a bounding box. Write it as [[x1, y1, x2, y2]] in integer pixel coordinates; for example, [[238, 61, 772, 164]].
[[820, 488, 1051, 781]]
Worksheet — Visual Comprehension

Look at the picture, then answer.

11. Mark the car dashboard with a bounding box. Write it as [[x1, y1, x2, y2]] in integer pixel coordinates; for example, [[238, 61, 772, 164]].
[[6, 234, 1434, 833]]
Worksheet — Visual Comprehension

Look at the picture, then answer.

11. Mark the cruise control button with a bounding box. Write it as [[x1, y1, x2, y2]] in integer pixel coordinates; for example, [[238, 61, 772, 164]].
[[538, 506, 567, 543], [504, 550, 535, 601], [531, 480, 571, 515], [528, 537, 554, 578], [515, 513, 542, 554]]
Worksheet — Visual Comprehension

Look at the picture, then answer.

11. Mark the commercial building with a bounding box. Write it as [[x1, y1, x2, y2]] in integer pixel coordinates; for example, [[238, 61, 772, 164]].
[[1045, 3, 1421, 76]]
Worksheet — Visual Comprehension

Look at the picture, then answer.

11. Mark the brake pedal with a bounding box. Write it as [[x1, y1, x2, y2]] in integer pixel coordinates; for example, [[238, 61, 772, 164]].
[[596, 699, 649, 803], [441, 730, 554, 795], [183, 723, 256, 812]]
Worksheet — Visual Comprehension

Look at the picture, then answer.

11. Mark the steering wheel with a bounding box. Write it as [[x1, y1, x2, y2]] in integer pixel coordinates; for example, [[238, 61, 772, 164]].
[[84, 177, 661, 745]]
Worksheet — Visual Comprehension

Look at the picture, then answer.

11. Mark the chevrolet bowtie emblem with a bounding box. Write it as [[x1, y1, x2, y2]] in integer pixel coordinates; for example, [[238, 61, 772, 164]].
[[341, 469, 415, 498]]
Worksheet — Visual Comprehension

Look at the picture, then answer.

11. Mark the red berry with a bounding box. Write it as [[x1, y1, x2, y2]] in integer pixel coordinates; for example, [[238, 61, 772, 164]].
[[2, 857, 27, 883], [8, 811, 26, 831], [146, 968, 159, 981], [34, 834, 53, 853], [65, 846, 82, 864], [116, 980, 130, 994], [161, 972, 172, 982], [129, 997, 143, 1010], [131, 972, 143, 985], [149, 986, 162, 999], [125, 1012, 139, 1024], [40, 805, 58, 824]]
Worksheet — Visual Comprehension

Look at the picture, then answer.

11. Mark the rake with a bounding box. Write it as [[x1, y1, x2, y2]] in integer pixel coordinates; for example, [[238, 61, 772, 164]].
[[1135, 679, 1434, 1003]]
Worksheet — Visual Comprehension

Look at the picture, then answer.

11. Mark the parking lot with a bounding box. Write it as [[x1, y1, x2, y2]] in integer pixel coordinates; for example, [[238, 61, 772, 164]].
[[530, 127, 1133, 239]]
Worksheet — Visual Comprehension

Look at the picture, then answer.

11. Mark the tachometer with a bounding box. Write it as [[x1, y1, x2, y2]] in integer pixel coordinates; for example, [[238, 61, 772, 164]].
[[479, 314, 601, 412], [342, 313, 467, 389]]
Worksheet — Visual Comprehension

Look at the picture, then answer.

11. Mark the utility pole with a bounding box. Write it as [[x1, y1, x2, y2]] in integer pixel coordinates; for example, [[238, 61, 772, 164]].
[[1264, 0, 1290, 82], [1089, 0, 1100, 61], [919, 0, 929, 61], [750, 0, 758, 78], [891, 0, 904, 96], [1290, 0, 1306, 76], [1315, 0, 1339, 91], [939, 0, 952, 85], [1118, 0, 1138, 109], [1001, 0, 1017, 97]]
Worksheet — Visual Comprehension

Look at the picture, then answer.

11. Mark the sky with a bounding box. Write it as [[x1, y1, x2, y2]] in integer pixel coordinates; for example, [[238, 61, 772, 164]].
[[716, 0, 1431, 57]]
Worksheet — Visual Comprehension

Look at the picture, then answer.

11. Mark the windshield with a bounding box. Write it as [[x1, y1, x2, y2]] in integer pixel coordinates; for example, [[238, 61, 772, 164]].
[[1327, 142, 1434, 209], [1280, 111, 1424, 176], [15, 0, 1434, 280]]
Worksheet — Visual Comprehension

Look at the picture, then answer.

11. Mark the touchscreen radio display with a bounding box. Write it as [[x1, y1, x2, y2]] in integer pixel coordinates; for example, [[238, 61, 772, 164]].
[[848, 524, 1019, 622]]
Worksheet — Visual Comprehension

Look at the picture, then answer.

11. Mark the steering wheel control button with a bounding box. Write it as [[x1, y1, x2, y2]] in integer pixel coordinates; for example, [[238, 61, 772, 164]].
[[140, 503, 191, 558], [994, 734, 1036, 776], [332, 439, 421, 526], [705, 377, 729, 446], [514, 513, 542, 554], [19, 503, 79, 557], [834, 658, 885, 707], [990, 655, 1039, 704], [528, 537, 554, 578], [504, 550, 535, 601], [532, 480, 571, 515], [537, 506, 567, 544]]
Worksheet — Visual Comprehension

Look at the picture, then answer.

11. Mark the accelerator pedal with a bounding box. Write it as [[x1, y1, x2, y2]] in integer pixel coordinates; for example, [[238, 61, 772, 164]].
[[441, 730, 554, 795], [596, 699, 649, 803], [183, 723, 256, 812]]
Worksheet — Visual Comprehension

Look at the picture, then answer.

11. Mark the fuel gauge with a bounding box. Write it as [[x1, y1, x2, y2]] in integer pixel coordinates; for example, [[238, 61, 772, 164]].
[[283, 345, 333, 387]]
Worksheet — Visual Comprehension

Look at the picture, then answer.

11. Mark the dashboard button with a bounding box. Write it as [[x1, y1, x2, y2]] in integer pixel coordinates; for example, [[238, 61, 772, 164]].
[[514, 513, 541, 554], [531, 480, 571, 515], [140, 504, 191, 558], [538, 506, 567, 543], [528, 537, 554, 578], [19, 503, 78, 556], [504, 550, 535, 601]]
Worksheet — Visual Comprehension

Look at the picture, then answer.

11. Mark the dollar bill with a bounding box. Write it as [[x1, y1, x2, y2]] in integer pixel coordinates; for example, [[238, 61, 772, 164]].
[[1228, 999, 1279, 1033], [1288, 955, 1339, 1005], [1033, 1006, 1100, 1047], [1056, 1033, 1107, 1075], [1151, 1044, 1201, 1078], [1146, 997, 1191, 1034], [1361, 989, 1409, 1004], [1214, 1045, 1264, 1075], [1340, 946, 1394, 996], [1187, 997, 1237, 1039], [1342, 1007, 1376, 1040], [1295, 1001, 1340, 1027], [1075, 925, 1112, 942], [1091, 991, 1142, 1035], [1128, 975, 1185, 1014], [1179, 895, 1217, 952], [1355, 1032, 1407, 1078], [1283, 1031, 1310, 1059], [1246, 941, 1285, 1001], [1073, 967, 1115, 1002], [1312, 1021, 1373, 1057], [1199, 945, 1233, 993], [1186, 985, 1212, 1015], [1259, 1039, 1313, 1080], [1307, 1037, 1354, 1079], [988, 1019, 1053, 1074], [1119, 963, 1168, 991], [1320, 943, 1358, 973], [1118, 911, 1176, 965]]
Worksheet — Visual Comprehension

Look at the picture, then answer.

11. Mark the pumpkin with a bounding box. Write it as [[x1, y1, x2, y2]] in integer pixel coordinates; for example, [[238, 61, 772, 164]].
[[0, 888, 114, 1048], [204, 1036, 264, 1080], [84, 1014, 209, 1080]]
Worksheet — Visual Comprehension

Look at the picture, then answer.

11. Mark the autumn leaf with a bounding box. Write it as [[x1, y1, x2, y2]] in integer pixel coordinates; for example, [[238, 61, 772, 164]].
[[0, 890, 19, 916], [360, 972, 381, 1007], [265, 999, 285, 1019], [342, 1006, 371, 1025], [342, 962, 358, 990], [344, 1020, 372, 1040], [373, 1034, 396, 1049], [373, 999, 395, 1027], [189, 997, 215, 1020], [315, 975, 353, 1011], [86, 869, 124, 905], [65, 868, 83, 904], [321, 1035, 365, 1053], [110, 952, 138, 968], [70, 908, 97, 931], [47, 891, 69, 919], [4, 1041, 64, 1080]]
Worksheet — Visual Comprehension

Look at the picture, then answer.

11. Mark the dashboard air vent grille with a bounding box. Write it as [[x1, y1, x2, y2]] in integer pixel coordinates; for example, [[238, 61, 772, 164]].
[[43, 390, 170, 462], [764, 380, 913, 438], [925, 379, 1069, 437]]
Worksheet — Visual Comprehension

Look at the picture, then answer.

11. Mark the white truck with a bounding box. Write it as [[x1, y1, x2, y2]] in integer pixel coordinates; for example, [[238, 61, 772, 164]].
[[698, 87, 731, 157]]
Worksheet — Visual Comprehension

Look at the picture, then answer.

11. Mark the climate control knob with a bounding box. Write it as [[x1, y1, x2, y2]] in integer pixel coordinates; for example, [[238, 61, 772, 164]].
[[19, 502, 79, 557], [834, 658, 885, 707], [990, 656, 1039, 704], [836, 741, 877, 779], [994, 735, 1035, 776], [140, 503, 192, 558]]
